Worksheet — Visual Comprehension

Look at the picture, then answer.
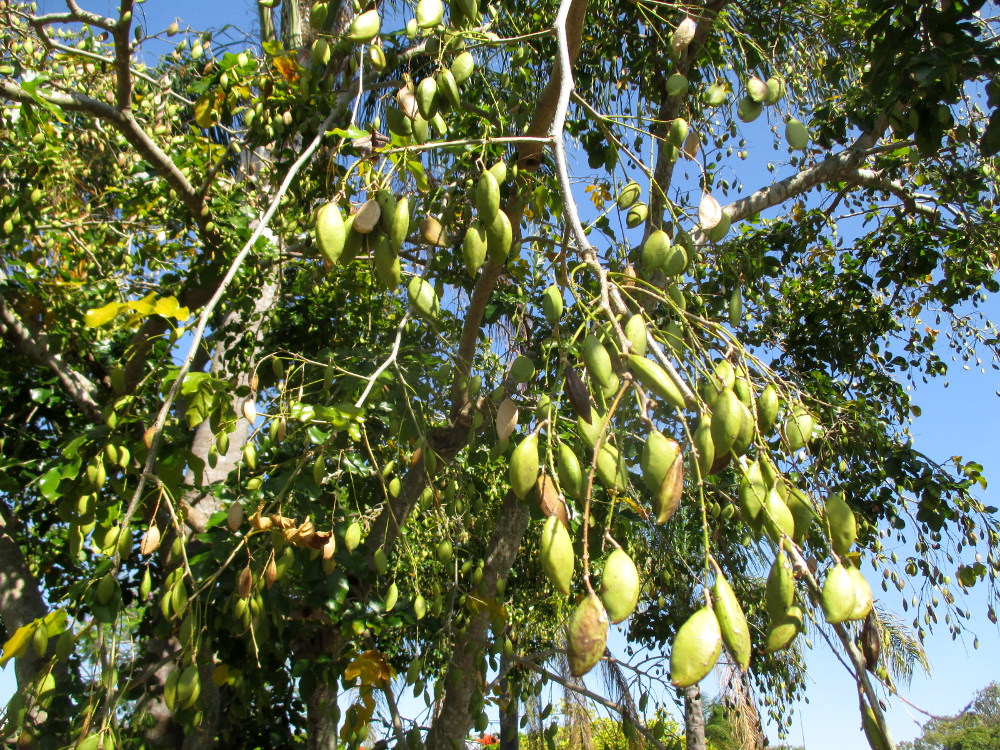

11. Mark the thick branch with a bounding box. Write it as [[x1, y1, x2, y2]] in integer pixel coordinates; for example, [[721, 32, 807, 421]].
[[648, 0, 731, 227], [424, 491, 531, 750], [0, 503, 49, 694], [725, 115, 890, 223], [848, 168, 940, 219], [0, 290, 102, 422], [113, 0, 136, 109], [515, 0, 589, 169], [0, 80, 205, 227]]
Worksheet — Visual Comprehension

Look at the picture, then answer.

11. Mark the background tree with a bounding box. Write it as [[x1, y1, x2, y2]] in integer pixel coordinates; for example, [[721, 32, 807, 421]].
[[1, 0, 999, 749], [900, 683, 1000, 750]]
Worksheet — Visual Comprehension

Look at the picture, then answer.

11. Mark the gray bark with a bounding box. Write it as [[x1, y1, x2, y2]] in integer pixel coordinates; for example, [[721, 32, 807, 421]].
[[0, 502, 49, 729], [424, 492, 531, 750], [498, 670, 519, 750], [684, 685, 706, 750], [305, 679, 339, 750]]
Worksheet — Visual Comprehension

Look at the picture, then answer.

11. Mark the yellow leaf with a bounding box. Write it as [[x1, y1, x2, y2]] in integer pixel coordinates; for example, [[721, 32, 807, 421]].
[[129, 293, 157, 316], [1, 620, 37, 667], [84, 302, 126, 328], [153, 296, 189, 320], [343, 649, 392, 686], [41, 609, 67, 636]]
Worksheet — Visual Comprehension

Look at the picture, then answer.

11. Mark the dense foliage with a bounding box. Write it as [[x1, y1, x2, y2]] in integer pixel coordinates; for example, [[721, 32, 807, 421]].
[[1, 0, 999, 748]]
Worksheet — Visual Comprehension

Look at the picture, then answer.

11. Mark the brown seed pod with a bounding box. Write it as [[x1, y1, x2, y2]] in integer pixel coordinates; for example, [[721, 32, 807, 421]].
[[140, 525, 162, 556], [564, 365, 593, 424], [237, 566, 253, 599]]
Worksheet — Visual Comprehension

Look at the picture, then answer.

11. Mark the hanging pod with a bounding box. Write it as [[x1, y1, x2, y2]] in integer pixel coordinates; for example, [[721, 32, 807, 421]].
[[509, 433, 539, 499], [539, 516, 574, 595], [600, 548, 640, 623], [712, 572, 750, 671], [567, 593, 609, 677], [670, 607, 722, 688]]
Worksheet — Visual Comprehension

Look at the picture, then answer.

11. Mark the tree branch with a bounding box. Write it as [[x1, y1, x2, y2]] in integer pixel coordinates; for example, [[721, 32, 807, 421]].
[[725, 115, 891, 223], [515, 0, 589, 169], [0, 502, 50, 695], [425, 491, 531, 749], [848, 168, 940, 219], [0, 80, 206, 228], [0, 290, 102, 422]]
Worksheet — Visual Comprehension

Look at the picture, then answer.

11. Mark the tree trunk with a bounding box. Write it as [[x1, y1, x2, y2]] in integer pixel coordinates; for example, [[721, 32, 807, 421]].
[[498, 670, 519, 750], [305, 679, 339, 750], [0, 501, 49, 731], [424, 492, 531, 750], [684, 685, 706, 750]]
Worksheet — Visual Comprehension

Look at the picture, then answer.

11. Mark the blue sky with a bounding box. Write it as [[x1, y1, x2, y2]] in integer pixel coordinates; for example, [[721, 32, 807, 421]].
[[5, 1, 999, 747]]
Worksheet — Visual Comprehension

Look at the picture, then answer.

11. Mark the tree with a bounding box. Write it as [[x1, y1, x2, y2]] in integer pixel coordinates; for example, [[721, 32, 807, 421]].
[[900, 683, 1000, 750], [1, 0, 999, 748]]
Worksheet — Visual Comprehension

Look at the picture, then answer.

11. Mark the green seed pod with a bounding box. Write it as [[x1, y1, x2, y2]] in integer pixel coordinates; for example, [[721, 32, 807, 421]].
[[712, 572, 750, 671], [737, 95, 763, 122], [757, 384, 779, 435], [626, 202, 648, 228], [821, 563, 857, 624], [371, 234, 400, 290], [436, 67, 461, 109], [641, 230, 670, 272], [670, 607, 722, 688], [765, 551, 795, 621], [540, 516, 574, 595], [387, 195, 409, 251], [463, 221, 488, 277], [348, 9, 381, 42], [416, 77, 438, 120], [583, 334, 613, 388], [616, 181, 641, 209], [510, 434, 539, 499], [416, 0, 444, 28], [600, 549, 640, 623], [476, 170, 500, 223], [557, 443, 583, 499], [826, 491, 857, 555], [485, 209, 513, 263], [640, 430, 682, 522], [666, 73, 689, 97], [738, 460, 768, 534], [451, 51, 475, 84], [763, 487, 795, 543], [624, 314, 646, 356], [710, 388, 742, 457], [693, 416, 715, 478], [344, 521, 362, 552], [407, 275, 439, 319], [542, 284, 564, 324], [847, 566, 873, 621], [785, 118, 809, 150], [627, 355, 687, 410], [783, 405, 815, 451], [765, 606, 803, 652]]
